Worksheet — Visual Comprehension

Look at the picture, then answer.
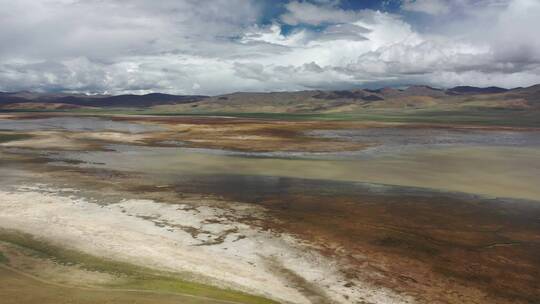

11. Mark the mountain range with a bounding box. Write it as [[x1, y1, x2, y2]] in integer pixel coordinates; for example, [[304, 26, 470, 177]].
[[1, 85, 539, 113]]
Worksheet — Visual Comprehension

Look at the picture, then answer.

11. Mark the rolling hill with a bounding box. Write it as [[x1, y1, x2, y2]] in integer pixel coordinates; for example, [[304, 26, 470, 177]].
[[1, 85, 539, 118], [0, 92, 207, 108]]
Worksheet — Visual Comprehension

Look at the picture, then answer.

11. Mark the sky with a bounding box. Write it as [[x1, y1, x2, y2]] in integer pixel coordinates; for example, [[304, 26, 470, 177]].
[[1, 0, 539, 95]]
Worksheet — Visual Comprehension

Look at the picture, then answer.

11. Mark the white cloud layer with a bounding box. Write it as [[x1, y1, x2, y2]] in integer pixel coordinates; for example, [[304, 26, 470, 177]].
[[401, 0, 451, 15], [0, 0, 539, 95]]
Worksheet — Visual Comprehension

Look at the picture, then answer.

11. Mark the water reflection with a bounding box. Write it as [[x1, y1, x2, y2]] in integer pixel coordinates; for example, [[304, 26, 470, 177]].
[[0, 117, 163, 133]]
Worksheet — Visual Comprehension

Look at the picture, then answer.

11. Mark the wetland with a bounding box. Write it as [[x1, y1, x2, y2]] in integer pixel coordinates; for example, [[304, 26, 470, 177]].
[[0, 113, 539, 304]]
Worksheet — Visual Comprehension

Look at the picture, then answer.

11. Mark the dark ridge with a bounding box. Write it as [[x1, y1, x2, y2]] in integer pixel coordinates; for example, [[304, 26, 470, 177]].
[[362, 95, 384, 101], [402, 86, 447, 97], [510, 84, 540, 103], [0, 92, 208, 107], [312, 90, 381, 100], [88, 93, 208, 107], [448, 86, 509, 95], [520, 84, 540, 92]]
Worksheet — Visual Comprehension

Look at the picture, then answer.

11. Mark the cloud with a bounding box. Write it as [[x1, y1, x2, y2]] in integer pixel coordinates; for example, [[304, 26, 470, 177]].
[[281, 1, 362, 25], [401, 0, 451, 15], [0, 0, 539, 95]]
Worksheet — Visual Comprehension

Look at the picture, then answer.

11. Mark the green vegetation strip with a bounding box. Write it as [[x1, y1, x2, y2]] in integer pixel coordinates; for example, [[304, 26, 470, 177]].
[[0, 133, 32, 143], [0, 251, 8, 263], [0, 229, 276, 304], [135, 110, 540, 127], [3, 106, 539, 127]]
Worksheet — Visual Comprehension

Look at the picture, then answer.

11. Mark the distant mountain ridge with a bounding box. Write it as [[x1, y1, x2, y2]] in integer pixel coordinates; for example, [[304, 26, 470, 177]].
[[0, 85, 537, 110], [0, 92, 207, 108], [447, 86, 509, 95]]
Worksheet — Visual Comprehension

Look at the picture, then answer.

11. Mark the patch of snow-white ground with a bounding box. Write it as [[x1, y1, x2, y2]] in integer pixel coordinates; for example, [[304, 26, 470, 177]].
[[0, 184, 415, 304]]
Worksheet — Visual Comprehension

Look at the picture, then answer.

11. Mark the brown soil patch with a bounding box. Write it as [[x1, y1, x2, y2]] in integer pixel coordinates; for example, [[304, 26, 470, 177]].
[[164, 176, 540, 304]]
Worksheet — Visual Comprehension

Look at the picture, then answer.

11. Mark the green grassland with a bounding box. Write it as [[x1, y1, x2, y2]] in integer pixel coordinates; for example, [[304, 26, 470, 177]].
[[0, 229, 277, 304], [0, 133, 32, 143], [0, 251, 8, 263], [68, 107, 540, 127]]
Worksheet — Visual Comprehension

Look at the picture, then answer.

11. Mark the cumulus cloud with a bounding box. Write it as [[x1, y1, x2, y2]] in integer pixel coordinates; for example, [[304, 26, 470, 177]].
[[0, 0, 539, 95]]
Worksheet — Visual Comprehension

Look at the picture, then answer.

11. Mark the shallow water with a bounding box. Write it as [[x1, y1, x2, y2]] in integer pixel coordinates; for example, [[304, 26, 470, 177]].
[[2, 116, 540, 200], [0, 117, 163, 133], [309, 128, 540, 157], [49, 143, 540, 201]]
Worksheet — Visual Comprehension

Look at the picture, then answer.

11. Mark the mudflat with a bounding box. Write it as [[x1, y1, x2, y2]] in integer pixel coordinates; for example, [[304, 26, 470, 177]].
[[0, 113, 539, 304]]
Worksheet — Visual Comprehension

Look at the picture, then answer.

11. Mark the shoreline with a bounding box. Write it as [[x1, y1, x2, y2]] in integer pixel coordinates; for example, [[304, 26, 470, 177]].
[[0, 183, 406, 304]]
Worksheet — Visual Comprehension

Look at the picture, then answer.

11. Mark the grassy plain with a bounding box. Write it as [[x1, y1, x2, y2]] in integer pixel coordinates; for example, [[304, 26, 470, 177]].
[[3, 106, 539, 128], [0, 229, 277, 304]]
